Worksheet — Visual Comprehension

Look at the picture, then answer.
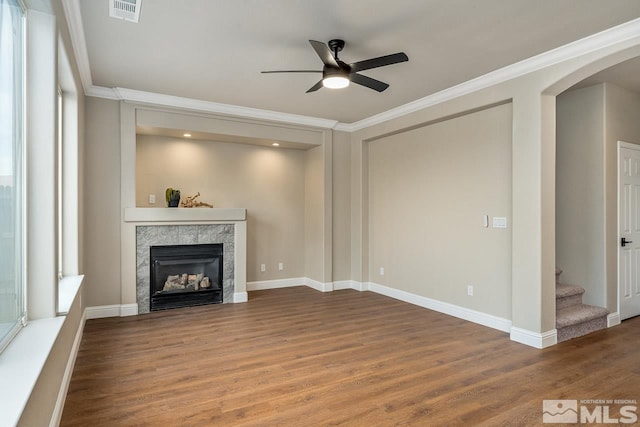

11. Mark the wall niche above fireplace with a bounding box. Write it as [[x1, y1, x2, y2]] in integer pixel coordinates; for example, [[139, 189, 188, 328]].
[[150, 244, 223, 311]]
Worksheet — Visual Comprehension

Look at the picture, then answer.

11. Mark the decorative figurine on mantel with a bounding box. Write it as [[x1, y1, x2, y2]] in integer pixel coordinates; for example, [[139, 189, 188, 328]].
[[181, 192, 213, 208], [165, 187, 181, 207]]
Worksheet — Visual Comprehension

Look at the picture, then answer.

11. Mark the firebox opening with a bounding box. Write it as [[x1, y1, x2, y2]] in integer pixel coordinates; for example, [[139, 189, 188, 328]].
[[150, 243, 223, 311]]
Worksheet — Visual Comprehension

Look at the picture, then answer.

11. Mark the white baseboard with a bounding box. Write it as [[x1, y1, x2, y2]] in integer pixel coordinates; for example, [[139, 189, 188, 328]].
[[50, 309, 86, 427], [607, 312, 621, 327], [305, 278, 334, 292], [85, 304, 121, 319], [120, 304, 138, 317], [366, 281, 512, 333], [247, 277, 305, 291], [247, 277, 336, 292], [333, 280, 365, 291], [233, 292, 248, 303], [86, 304, 138, 319], [510, 327, 557, 349]]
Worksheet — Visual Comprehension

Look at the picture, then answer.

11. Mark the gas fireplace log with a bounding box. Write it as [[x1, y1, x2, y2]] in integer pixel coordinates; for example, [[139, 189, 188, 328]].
[[163, 280, 186, 291], [162, 273, 211, 292], [200, 277, 210, 288]]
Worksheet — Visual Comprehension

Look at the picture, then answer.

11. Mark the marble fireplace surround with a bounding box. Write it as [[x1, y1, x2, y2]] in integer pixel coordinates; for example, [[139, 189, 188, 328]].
[[123, 208, 248, 315]]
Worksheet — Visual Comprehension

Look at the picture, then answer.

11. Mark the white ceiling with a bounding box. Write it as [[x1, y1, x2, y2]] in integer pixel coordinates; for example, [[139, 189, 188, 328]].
[[76, 0, 640, 124]]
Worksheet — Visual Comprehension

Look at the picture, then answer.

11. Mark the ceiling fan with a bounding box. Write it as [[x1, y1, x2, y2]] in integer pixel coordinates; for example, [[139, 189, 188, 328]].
[[261, 39, 409, 93]]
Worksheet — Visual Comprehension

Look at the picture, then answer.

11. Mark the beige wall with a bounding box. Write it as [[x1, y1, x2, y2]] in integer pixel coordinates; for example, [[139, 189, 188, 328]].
[[136, 135, 306, 281], [84, 102, 333, 308], [368, 103, 513, 319], [79, 25, 640, 340], [604, 83, 640, 311], [304, 145, 325, 282], [84, 97, 121, 306], [349, 37, 640, 336], [332, 131, 351, 282], [556, 84, 606, 306]]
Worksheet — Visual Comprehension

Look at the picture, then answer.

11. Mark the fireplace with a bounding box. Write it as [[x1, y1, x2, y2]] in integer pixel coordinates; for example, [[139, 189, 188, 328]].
[[149, 243, 223, 311]]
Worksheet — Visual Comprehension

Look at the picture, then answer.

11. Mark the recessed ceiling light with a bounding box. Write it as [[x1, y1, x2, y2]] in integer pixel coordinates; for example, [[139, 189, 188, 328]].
[[183, 133, 192, 137], [272, 143, 280, 147]]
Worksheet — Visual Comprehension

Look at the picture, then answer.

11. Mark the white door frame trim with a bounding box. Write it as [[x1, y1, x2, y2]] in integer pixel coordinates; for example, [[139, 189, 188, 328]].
[[617, 141, 640, 320]]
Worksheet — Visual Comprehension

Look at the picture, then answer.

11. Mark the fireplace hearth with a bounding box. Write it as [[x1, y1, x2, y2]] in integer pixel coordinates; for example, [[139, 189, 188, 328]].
[[150, 243, 223, 311]]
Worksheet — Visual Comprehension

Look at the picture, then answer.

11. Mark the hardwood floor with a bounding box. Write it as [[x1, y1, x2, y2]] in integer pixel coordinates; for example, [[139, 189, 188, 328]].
[[61, 287, 640, 426]]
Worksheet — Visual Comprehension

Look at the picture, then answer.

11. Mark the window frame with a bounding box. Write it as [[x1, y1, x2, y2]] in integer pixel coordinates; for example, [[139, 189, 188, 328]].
[[0, 0, 27, 355]]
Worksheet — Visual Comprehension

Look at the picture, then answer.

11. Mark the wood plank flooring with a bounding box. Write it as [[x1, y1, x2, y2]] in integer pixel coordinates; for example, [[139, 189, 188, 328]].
[[60, 287, 640, 426]]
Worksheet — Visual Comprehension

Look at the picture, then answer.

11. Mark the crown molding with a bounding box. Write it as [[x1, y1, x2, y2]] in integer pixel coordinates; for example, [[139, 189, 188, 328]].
[[62, 0, 640, 133], [85, 85, 120, 100], [85, 86, 339, 129], [339, 17, 640, 132], [61, 0, 93, 92]]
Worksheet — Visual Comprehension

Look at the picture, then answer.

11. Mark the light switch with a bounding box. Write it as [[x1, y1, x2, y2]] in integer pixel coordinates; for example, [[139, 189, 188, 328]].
[[492, 217, 507, 228]]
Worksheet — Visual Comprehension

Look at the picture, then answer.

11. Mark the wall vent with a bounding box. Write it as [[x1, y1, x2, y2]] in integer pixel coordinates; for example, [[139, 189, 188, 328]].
[[109, 0, 142, 23]]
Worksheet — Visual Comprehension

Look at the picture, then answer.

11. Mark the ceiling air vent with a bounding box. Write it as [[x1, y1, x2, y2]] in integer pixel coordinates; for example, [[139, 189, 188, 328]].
[[109, 0, 142, 23]]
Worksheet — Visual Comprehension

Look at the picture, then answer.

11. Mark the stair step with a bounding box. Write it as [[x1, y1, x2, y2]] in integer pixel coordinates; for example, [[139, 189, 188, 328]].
[[556, 304, 609, 329], [556, 284, 585, 309], [557, 316, 608, 343], [556, 283, 585, 299]]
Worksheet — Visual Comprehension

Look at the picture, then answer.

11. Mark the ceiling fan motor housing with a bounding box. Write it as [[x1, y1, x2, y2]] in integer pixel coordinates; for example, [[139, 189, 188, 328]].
[[323, 61, 351, 79]]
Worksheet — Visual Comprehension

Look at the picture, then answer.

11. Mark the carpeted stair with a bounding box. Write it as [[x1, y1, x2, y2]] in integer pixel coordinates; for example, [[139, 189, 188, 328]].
[[555, 268, 609, 342]]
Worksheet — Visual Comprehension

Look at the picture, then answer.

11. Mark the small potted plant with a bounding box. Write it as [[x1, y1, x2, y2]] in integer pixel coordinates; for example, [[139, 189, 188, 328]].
[[165, 188, 181, 207]]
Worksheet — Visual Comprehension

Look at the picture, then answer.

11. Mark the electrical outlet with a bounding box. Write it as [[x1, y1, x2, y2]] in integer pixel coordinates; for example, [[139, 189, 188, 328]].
[[380, 267, 385, 276], [260, 264, 266, 272], [278, 262, 283, 271], [149, 194, 156, 204], [467, 285, 474, 296]]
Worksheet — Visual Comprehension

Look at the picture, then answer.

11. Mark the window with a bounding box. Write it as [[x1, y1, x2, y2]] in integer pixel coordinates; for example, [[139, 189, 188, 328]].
[[57, 87, 63, 280], [0, 0, 25, 353]]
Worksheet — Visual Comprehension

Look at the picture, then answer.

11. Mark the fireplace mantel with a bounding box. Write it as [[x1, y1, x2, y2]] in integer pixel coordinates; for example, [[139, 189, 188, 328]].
[[124, 207, 246, 223], [121, 207, 248, 313]]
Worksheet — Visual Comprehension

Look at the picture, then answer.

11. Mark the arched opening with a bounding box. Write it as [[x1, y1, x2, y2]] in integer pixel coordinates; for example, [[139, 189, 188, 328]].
[[552, 49, 640, 341]]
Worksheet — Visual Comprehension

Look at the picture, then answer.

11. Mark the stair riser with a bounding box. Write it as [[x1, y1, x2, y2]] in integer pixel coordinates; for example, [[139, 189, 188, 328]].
[[557, 317, 607, 342], [556, 294, 583, 310]]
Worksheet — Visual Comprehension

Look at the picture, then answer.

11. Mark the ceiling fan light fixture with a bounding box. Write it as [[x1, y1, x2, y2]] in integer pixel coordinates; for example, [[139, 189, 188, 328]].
[[322, 75, 350, 89], [262, 39, 408, 93]]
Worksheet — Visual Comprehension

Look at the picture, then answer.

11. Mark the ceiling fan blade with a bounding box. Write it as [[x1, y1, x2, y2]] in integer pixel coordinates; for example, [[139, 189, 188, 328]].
[[309, 40, 339, 68], [261, 70, 321, 74], [350, 73, 389, 92], [306, 79, 324, 93], [350, 52, 408, 73]]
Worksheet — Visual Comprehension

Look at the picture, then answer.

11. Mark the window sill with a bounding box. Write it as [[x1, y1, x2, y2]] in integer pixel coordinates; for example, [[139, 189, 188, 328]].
[[0, 274, 83, 426], [58, 274, 84, 314], [0, 317, 64, 426]]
